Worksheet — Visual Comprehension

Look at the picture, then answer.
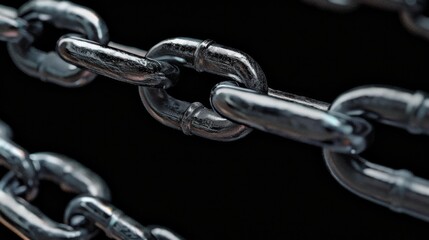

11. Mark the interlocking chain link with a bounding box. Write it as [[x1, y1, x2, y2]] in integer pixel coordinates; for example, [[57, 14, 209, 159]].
[[1, 0, 429, 239], [0, 120, 184, 240]]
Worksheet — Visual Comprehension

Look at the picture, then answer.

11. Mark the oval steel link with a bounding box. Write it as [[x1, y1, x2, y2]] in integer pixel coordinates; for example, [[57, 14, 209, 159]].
[[210, 82, 372, 154], [4, 0, 429, 237], [329, 86, 429, 134], [57, 35, 179, 89], [7, 0, 109, 87], [0, 152, 111, 240], [65, 196, 156, 240], [323, 85, 429, 221], [139, 37, 268, 141], [30, 153, 111, 201]]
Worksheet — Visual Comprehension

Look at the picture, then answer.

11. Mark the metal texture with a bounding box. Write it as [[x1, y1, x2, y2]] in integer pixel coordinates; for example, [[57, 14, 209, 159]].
[[210, 82, 372, 154], [0, 151, 110, 240], [7, 0, 109, 87], [139, 37, 268, 141], [65, 196, 156, 240], [57, 35, 179, 89], [0, 121, 178, 240], [323, 86, 429, 221], [2, 0, 429, 238]]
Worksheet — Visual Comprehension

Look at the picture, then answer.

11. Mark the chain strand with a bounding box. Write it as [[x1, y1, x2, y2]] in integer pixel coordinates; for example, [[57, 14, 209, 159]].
[[1, 0, 429, 239], [0, 120, 183, 240]]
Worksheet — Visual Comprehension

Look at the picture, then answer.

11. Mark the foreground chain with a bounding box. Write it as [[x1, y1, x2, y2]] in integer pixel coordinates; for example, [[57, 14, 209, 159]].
[[0, 120, 184, 240], [2, 0, 429, 238]]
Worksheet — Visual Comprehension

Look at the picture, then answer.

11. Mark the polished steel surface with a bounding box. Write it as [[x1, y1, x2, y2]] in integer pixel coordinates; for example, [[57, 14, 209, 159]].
[[7, 0, 109, 87], [30, 153, 111, 200], [3, 0, 429, 238], [0, 151, 110, 240], [329, 86, 429, 134], [324, 151, 429, 221], [139, 37, 268, 141], [0, 119, 182, 239], [0, 185, 92, 240], [324, 85, 429, 221], [268, 88, 330, 111], [211, 82, 372, 154], [65, 196, 156, 240], [57, 35, 179, 88]]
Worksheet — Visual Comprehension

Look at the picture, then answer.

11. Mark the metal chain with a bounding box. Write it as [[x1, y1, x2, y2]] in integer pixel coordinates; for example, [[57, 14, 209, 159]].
[[0, 120, 184, 240], [1, 0, 429, 238]]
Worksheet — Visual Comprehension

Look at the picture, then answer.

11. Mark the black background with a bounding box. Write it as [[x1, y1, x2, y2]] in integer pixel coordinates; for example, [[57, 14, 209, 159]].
[[1, 0, 429, 239]]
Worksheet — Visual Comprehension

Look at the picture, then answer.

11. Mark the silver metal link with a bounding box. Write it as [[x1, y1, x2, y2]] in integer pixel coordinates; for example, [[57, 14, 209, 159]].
[[30, 152, 111, 200], [329, 86, 429, 134], [0, 152, 111, 240], [268, 88, 330, 111], [139, 37, 268, 141], [210, 82, 372, 154], [0, 178, 93, 239], [323, 85, 429, 221], [7, 0, 109, 87], [65, 196, 156, 240], [57, 35, 179, 89], [0, 121, 179, 240], [0, 5, 27, 42]]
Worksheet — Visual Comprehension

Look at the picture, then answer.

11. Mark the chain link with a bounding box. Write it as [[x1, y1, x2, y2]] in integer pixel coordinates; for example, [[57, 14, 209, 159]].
[[1, 0, 429, 238], [210, 81, 372, 154], [0, 120, 184, 240], [323, 86, 429, 221]]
